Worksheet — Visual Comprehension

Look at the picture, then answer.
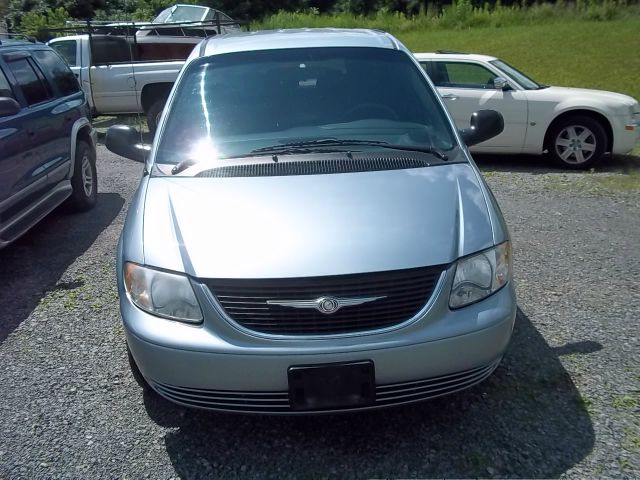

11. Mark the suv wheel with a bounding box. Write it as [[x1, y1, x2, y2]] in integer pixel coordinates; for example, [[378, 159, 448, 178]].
[[546, 115, 607, 169], [66, 140, 97, 211]]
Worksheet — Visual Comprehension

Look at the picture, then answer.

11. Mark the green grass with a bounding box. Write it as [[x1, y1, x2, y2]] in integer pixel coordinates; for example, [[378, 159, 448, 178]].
[[612, 394, 639, 409], [253, 7, 640, 101], [594, 170, 640, 191], [253, 1, 639, 33], [545, 169, 640, 194], [399, 19, 640, 101]]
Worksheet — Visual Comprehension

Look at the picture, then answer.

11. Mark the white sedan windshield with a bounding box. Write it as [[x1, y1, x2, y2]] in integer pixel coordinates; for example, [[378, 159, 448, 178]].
[[490, 59, 543, 90]]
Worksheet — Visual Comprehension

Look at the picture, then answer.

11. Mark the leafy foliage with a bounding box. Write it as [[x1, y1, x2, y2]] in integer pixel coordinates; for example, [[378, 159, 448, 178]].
[[254, 0, 639, 32], [20, 6, 70, 40], [4, 0, 639, 40]]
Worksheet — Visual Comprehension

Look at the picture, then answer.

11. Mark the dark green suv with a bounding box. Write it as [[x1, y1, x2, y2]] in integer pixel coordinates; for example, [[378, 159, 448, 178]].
[[0, 35, 97, 248]]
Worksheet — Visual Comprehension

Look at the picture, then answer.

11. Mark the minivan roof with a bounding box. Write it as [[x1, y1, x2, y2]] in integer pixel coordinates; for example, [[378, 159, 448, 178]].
[[197, 28, 403, 58]]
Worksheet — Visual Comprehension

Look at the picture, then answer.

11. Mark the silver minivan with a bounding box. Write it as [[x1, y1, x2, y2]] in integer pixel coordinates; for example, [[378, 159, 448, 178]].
[[107, 28, 516, 414]]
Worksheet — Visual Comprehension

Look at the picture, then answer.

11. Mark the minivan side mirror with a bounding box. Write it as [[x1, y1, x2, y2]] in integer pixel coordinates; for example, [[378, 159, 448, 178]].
[[460, 110, 504, 147], [105, 125, 150, 163], [0, 97, 21, 117]]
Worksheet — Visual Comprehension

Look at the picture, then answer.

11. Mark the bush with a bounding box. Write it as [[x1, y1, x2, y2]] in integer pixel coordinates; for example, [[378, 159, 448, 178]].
[[19, 7, 71, 41], [252, 0, 640, 33]]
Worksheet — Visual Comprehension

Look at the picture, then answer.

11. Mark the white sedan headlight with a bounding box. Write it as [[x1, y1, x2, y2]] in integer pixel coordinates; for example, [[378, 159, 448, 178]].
[[449, 242, 512, 309], [124, 262, 203, 323]]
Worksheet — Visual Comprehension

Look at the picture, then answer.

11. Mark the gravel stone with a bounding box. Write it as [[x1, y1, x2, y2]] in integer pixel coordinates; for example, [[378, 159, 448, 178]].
[[0, 148, 638, 478]]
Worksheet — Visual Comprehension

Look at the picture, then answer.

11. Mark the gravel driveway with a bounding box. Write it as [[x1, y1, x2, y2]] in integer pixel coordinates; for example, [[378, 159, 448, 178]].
[[1, 146, 638, 479]]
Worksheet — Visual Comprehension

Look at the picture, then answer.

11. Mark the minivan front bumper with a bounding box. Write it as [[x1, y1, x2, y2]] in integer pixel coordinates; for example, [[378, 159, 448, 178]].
[[125, 281, 516, 414]]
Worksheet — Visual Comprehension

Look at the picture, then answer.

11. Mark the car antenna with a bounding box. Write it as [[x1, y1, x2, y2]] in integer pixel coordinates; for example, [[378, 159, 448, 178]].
[[125, 22, 144, 146]]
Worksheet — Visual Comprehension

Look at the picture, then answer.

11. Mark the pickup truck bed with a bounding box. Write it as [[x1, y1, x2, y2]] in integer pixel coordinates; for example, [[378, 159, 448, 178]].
[[48, 34, 189, 131]]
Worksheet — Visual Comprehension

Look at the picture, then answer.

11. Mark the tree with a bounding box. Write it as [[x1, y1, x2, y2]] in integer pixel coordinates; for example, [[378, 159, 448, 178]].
[[19, 6, 70, 40]]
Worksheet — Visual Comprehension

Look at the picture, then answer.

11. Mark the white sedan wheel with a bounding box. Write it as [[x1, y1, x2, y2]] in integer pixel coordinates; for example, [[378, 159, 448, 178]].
[[554, 125, 597, 165], [547, 115, 606, 169]]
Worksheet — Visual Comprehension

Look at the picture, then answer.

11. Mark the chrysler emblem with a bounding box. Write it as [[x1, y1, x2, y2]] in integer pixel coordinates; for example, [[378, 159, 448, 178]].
[[317, 297, 340, 314], [267, 295, 386, 315]]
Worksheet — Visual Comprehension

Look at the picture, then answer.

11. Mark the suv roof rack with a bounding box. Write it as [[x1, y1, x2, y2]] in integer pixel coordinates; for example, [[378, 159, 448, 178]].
[[0, 33, 37, 45], [435, 50, 468, 54]]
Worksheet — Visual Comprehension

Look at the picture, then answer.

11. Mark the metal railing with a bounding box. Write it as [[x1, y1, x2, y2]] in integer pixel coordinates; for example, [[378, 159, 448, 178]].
[[47, 14, 246, 38]]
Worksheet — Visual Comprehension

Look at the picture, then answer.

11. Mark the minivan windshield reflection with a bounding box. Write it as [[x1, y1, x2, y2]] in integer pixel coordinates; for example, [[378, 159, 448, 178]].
[[155, 47, 456, 170]]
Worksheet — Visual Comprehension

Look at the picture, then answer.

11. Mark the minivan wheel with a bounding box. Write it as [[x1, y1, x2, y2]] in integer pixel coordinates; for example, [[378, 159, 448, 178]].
[[66, 140, 97, 211], [546, 115, 607, 169]]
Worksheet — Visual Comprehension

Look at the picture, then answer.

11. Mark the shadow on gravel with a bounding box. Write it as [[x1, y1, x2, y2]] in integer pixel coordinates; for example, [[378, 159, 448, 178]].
[[142, 308, 595, 478], [552, 340, 603, 357], [0, 193, 124, 343], [474, 152, 640, 174]]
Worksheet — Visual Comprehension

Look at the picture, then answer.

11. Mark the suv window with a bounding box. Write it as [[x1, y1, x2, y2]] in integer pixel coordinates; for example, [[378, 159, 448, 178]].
[[6, 58, 52, 105], [0, 68, 15, 99], [424, 61, 497, 89], [32, 50, 80, 96], [50, 40, 77, 67]]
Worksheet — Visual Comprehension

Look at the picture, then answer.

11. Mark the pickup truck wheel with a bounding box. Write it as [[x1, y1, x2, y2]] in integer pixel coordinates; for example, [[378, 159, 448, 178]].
[[66, 140, 97, 211], [146, 98, 165, 134], [546, 115, 607, 169]]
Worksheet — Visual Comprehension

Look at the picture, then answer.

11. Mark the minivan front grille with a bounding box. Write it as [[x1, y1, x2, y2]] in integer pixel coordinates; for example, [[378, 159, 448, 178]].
[[204, 266, 444, 336]]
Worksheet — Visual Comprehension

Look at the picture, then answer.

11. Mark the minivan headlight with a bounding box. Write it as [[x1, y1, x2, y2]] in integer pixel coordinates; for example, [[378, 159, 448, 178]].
[[449, 242, 512, 309], [123, 262, 203, 323]]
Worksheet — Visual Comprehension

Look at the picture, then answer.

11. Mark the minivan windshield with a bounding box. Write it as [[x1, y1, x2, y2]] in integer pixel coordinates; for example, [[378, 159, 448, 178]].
[[155, 47, 457, 167]]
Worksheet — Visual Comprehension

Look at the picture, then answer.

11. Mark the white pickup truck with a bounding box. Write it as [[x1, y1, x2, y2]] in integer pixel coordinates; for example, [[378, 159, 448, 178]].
[[48, 34, 192, 131]]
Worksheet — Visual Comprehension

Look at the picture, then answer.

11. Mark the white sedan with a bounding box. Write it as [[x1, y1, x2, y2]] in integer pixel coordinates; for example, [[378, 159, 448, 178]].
[[415, 52, 640, 168]]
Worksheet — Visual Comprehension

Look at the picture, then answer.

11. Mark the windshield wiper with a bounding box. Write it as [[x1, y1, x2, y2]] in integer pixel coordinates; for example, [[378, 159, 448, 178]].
[[171, 157, 200, 175], [171, 139, 449, 175], [251, 138, 449, 161], [170, 145, 347, 175]]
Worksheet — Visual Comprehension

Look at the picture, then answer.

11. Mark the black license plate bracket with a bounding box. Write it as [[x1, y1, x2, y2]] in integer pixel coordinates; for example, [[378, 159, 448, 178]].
[[288, 360, 375, 411]]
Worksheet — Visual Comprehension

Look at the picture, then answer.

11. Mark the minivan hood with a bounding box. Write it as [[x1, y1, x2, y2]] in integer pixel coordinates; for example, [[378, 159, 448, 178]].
[[142, 163, 494, 278]]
